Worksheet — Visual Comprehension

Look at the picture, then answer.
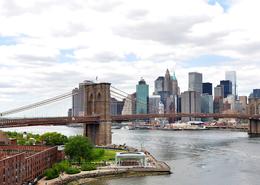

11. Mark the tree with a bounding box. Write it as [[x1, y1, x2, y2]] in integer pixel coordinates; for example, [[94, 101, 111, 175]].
[[40, 132, 68, 145], [64, 135, 93, 163]]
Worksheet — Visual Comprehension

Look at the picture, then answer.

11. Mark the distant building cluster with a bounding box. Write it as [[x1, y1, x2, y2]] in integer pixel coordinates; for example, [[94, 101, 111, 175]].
[[70, 70, 260, 123], [126, 69, 259, 123]]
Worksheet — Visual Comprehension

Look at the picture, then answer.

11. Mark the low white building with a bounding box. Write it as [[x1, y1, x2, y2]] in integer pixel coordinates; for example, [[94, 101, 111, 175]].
[[115, 152, 147, 167]]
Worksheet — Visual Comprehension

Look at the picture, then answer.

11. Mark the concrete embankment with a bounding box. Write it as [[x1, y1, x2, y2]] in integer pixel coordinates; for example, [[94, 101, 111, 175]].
[[38, 167, 171, 185], [38, 169, 128, 185]]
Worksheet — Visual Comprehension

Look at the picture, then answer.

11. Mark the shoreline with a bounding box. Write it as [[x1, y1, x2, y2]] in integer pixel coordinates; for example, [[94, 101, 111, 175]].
[[37, 168, 171, 185], [38, 150, 171, 185], [118, 127, 248, 132]]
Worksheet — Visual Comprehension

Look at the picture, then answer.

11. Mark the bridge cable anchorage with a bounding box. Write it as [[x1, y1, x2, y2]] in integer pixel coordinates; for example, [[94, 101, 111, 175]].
[[110, 87, 161, 114], [0, 91, 78, 117]]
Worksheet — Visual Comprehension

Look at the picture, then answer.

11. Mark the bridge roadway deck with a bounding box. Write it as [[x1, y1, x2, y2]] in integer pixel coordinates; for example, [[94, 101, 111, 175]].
[[0, 113, 259, 128], [0, 116, 100, 128]]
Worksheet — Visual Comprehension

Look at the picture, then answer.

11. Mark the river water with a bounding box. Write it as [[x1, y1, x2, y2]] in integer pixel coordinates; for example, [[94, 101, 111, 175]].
[[2, 126, 260, 185]]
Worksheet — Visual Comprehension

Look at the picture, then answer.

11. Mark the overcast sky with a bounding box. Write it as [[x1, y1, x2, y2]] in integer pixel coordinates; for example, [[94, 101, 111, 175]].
[[0, 0, 260, 115]]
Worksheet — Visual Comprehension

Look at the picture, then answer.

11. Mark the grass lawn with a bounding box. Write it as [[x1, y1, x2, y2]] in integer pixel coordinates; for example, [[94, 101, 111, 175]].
[[92, 149, 125, 162]]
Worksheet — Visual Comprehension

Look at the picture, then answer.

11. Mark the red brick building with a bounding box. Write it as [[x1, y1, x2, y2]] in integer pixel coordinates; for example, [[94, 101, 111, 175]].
[[0, 145, 60, 185], [0, 131, 11, 145]]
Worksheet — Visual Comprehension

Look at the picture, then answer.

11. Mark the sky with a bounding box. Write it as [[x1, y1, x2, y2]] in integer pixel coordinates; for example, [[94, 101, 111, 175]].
[[0, 0, 260, 115]]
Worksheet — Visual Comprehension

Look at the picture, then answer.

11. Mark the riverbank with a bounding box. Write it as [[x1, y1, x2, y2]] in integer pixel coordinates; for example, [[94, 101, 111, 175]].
[[38, 150, 171, 185], [38, 168, 170, 185]]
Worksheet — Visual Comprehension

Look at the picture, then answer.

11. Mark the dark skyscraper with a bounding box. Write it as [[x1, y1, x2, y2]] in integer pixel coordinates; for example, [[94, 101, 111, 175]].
[[251, 89, 260, 98], [220, 80, 232, 98], [154, 76, 164, 94], [202, 82, 212, 95]]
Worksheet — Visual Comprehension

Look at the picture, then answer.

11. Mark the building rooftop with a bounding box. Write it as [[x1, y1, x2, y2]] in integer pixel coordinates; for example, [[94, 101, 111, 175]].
[[138, 78, 146, 85], [172, 71, 177, 81], [116, 152, 145, 158]]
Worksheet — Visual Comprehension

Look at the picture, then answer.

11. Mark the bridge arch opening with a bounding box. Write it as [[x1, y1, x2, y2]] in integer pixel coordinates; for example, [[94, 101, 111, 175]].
[[257, 104, 260, 114], [95, 92, 102, 115], [250, 105, 255, 115], [88, 93, 94, 115]]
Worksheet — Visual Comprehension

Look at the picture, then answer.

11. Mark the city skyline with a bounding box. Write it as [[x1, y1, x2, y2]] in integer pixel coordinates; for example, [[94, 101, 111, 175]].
[[0, 0, 260, 111]]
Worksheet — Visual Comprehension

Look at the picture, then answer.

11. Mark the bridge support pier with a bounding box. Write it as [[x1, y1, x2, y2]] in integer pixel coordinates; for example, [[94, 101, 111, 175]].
[[83, 122, 111, 146], [249, 119, 260, 137]]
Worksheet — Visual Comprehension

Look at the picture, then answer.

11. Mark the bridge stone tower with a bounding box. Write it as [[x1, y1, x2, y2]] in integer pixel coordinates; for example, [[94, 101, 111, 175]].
[[248, 98, 260, 137], [83, 82, 111, 145]]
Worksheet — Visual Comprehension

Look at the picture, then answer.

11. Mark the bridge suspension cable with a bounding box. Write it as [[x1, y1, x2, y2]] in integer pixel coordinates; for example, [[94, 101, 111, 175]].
[[0, 91, 77, 117], [110, 86, 161, 113]]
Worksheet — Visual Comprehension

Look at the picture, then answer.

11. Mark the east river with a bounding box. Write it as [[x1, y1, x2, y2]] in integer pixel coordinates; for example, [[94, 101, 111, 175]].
[[2, 126, 260, 185]]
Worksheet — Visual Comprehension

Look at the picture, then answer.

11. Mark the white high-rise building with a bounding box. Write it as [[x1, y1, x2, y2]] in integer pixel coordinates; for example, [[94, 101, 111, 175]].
[[122, 94, 135, 115], [225, 71, 237, 98]]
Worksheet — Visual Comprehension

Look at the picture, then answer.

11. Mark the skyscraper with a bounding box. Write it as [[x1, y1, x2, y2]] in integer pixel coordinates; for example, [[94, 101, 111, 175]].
[[201, 94, 213, 114], [149, 95, 161, 114], [136, 78, 149, 114], [154, 69, 180, 113], [214, 97, 224, 113], [220, 80, 232, 98], [201, 94, 213, 121], [154, 76, 164, 94], [214, 85, 224, 98], [164, 69, 171, 93], [72, 88, 80, 116], [213, 85, 224, 113], [172, 71, 180, 96], [122, 94, 136, 115], [202, 82, 212, 95], [72, 80, 94, 116], [250, 89, 260, 98], [181, 91, 201, 121], [110, 98, 124, 115], [189, 72, 202, 93], [225, 71, 237, 97]]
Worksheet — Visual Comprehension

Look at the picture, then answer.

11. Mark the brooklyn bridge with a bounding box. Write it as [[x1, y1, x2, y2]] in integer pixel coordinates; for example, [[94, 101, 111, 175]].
[[1, 82, 260, 145]]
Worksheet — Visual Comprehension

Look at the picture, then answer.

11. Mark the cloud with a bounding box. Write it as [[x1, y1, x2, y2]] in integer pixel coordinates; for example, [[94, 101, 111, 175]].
[[116, 16, 212, 45], [0, 0, 259, 116]]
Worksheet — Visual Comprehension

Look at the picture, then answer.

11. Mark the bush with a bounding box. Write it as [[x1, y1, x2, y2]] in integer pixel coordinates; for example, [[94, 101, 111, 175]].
[[65, 167, 80, 174], [52, 160, 70, 173], [81, 162, 97, 171], [91, 148, 105, 159], [41, 132, 68, 145], [44, 168, 59, 180]]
